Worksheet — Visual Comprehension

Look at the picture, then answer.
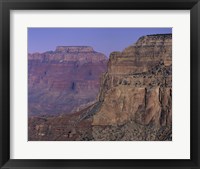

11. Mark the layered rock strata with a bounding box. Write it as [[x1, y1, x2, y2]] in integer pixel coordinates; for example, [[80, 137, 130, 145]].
[[28, 46, 107, 116], [93, 34, 172, 128]]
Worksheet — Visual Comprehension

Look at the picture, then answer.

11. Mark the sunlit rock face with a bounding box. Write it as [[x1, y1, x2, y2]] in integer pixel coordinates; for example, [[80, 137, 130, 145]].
[[28, 46, 107, 116], [93, 34, 172, 127]]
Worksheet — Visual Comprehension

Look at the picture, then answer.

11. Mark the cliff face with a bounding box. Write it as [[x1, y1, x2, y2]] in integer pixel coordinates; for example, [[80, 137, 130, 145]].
[[93, 34, 172, 128], [28, 46, 107, 116]]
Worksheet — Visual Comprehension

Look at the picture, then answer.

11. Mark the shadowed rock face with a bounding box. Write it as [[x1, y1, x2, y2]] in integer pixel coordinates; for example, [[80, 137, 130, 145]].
[[28, 46, 107, 116]]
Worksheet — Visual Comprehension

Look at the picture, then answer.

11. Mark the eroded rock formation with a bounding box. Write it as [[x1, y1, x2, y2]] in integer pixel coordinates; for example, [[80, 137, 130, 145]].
[[28, 46, 107, 116], [93, 34, 172, 127]]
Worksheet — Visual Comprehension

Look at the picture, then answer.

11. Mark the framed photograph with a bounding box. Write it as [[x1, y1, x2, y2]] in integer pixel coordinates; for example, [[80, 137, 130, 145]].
[[0, 0, 199, 168]]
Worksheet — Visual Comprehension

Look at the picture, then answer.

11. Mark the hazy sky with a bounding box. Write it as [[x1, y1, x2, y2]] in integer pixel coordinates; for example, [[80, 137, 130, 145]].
[[28, 28, 172, 57]]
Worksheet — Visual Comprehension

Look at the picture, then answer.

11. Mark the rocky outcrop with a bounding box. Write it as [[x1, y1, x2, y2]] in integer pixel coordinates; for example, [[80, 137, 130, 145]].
[[28, 46, 107, 116], [92, 34, 172, 128]]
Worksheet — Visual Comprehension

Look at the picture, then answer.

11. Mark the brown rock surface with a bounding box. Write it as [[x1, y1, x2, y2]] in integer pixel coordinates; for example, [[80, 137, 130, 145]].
[[93, 86, 145, 125], [93, 34, 172, 128]]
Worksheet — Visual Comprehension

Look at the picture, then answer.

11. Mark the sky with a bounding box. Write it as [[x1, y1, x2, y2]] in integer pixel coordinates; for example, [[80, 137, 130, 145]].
[[28, 28, 172, 57]]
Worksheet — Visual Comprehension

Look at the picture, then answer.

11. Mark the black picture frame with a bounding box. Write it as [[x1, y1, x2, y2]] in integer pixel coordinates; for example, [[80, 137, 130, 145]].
[[0, 0, 200, 168]]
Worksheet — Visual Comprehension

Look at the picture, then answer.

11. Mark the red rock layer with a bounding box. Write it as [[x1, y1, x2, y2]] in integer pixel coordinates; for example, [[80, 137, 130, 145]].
[[28, 46, 107, 116]]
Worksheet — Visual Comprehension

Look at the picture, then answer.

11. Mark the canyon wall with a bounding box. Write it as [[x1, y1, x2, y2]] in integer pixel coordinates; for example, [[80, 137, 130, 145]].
[[88, 34, 172, 141], [28, 46, 107, 116], [93, 34, 172, 128]]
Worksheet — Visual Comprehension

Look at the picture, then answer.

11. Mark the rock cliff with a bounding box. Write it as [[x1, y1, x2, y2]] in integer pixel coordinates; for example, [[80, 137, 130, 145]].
[[93, 34, 172, 127], [28, 46, 107, 116], [88, 34, 172, 140]]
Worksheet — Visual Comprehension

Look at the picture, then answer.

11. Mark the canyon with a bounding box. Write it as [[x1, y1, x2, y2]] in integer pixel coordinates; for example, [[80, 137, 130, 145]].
[[28, 34, 172, 141]]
